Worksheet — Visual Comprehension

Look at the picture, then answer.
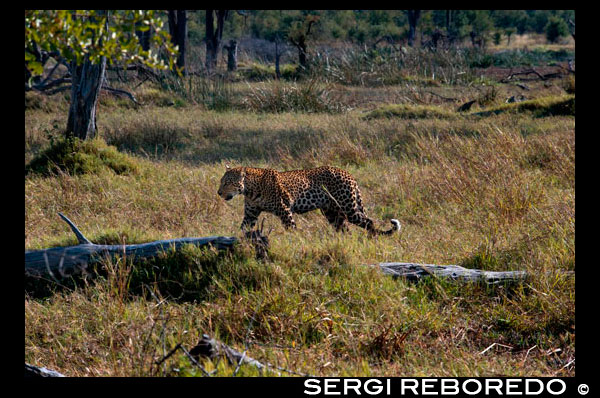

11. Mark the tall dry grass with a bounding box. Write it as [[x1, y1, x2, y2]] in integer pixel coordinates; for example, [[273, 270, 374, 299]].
[[25, 66, 574, 377]]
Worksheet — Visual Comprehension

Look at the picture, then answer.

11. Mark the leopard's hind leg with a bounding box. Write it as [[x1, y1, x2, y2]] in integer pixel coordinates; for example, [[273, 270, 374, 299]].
[[322, 206, 348, 232]]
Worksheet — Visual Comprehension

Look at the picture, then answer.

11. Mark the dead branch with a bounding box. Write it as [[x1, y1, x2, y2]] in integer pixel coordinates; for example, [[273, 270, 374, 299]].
[[30, 77, 141, 105], [189, 334, 314, 377], [501, 68, 565, 83], [25, 213, 238, 279], [25, 363, 65, 377], [101, 86, 140, 105]]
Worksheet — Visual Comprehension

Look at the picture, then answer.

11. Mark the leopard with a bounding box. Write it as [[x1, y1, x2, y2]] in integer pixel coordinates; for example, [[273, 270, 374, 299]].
[[217, 165, 400, 236]]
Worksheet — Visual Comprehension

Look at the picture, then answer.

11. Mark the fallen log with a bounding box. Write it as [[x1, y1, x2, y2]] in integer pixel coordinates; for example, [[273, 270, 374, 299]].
[[25, 213, 237, 279], [26, 214, 534, 286], [25, 363, 65, 377], [189, 334, 269, 373], [377, 262, 528, 285], [188, 334, 313, 376]]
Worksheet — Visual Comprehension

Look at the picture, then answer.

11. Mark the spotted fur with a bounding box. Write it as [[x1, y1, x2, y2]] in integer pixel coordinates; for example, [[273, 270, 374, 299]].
[[218, 166, 400, 235]]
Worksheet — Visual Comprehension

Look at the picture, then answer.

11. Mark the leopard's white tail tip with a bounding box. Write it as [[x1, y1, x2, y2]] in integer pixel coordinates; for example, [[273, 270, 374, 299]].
[[390, 219, 401, 232]]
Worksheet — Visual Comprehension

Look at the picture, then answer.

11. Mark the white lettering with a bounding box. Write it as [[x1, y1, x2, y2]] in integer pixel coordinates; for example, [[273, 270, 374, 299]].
[[344, 379, 362, 395], [525, 379, 544, 395], [462, 379, 482, 395], [324, 379, 341, 395], [422, 379, 438, 395], [441, 379, 459, 395], [485, 379, 503, 395], [401, 379, 419, 395], [304, 379, 321, 395], [364, 379, 383, 395], [506, 379, 522, 395], [547, 379, 566, 395]]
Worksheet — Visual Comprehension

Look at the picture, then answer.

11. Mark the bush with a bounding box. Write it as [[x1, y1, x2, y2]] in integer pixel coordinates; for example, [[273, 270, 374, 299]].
[[545, 17, 569, 43], [25, 137, 140, 176]]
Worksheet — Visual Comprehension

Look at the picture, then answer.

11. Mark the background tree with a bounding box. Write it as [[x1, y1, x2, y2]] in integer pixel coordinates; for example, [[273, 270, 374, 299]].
[[405, 10, 422, 47], [205, 10, 229, 73], [223, 40, 238, 71], [25, 10, 178, 140], [168, 10, 188, 75], [467, 10, 493, 48], [545, 17, 569, 43], [505, 27, 516, 46], [287, 14, 320, 70]]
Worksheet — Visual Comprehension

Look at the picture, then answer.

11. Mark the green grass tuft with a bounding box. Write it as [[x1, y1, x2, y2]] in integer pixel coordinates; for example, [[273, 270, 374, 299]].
[[474, 95, 575, 117], [25, 137, 140, 177]]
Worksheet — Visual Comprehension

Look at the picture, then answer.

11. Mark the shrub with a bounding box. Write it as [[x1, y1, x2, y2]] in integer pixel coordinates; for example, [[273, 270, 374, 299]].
[[25, 137, 140, 176], [545, 17, 569, 43]]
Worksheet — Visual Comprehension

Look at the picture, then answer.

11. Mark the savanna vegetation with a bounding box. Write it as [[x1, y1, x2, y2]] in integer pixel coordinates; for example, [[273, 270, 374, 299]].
[[25, 10, 574, 377]]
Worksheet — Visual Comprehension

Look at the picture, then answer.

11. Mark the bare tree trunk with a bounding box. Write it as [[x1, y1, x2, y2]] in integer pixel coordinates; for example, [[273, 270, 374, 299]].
[[274, 39, 282, 79], [205, 10, 228, 73], [407, 10, 422, 47], [168, 10, 188, 76], [65, 11, 108, 140], [297, 39, 307, 69], [65, 55, 106, 140], [223, 39, 238, 71], [289, 19, 316, 71]]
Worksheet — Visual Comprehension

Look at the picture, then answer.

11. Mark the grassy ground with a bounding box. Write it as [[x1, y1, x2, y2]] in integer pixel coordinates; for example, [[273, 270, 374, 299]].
[[25, 46, 575, 377]]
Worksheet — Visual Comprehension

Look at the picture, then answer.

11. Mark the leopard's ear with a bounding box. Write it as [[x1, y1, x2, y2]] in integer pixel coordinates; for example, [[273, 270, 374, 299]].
[[225, 164, 230, 170]]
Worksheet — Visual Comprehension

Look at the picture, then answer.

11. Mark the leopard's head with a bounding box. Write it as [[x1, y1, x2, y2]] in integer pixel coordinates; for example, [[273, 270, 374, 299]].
[[218, 166, 245, 201]]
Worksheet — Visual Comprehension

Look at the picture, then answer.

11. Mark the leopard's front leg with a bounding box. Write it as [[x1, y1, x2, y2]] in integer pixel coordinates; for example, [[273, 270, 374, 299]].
[[241, 202, 261, 230], [279, 209, 296, 229], [274, 202, 296, 229]]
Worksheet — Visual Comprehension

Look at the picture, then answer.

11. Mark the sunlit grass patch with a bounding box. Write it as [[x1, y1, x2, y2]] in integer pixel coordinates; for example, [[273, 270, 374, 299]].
[[474, 95, 574, 117]]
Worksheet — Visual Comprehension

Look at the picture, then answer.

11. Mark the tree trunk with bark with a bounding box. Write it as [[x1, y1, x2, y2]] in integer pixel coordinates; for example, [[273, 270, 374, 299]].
[[274, 39, 282, 79], [223, 39, 238, 71], [289, 19, 316, 71], [407, 10, 422, 47], [64, 11, 108, 140], [168, 10, 188, 76], [65, 55, 106, 140], [205, 10, 229, 73]]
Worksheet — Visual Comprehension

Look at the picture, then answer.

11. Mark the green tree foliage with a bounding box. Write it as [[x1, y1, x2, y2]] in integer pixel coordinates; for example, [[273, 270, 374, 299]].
[[466, 10, 493, 47], [25, 10, 180, 140], [24, 10, 178, 79], [545, 17, 569, 43]]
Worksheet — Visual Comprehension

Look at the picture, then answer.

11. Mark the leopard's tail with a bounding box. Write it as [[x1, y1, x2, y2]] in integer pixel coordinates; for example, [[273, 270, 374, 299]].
[[355, 189, 401, 236], [373, 219, 401, 235]]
